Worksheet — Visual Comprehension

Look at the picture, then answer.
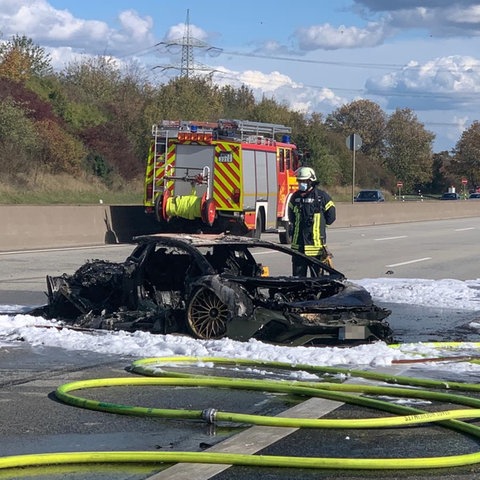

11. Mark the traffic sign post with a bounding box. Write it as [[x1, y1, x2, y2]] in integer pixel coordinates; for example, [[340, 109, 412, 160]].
[[396, 181, 403, 200], [462, 178, 467, 199], [346, 134, 362, 203]]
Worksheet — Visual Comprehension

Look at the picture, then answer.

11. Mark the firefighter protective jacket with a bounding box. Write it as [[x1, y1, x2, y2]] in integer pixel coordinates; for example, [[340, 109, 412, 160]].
[[288, 186, 336, 256]]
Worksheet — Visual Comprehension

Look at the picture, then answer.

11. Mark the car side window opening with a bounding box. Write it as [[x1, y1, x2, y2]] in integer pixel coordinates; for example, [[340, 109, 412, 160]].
[[145, 246, 195, 292], [206, 246, 261, 276]]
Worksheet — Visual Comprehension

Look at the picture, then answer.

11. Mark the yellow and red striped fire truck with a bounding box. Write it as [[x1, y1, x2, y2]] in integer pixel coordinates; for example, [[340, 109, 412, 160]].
[[143, 119, 300, 243]]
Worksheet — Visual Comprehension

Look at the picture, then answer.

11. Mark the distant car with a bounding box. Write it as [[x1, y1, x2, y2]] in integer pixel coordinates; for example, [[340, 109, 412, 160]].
[[441, 192, 460, 200], [354, 190, 385, 202], [469, 193, 480, 199], [31, 234, 393, 346]]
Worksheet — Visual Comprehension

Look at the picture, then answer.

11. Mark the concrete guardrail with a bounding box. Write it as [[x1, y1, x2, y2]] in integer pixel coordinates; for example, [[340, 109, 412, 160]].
[[0, 201, 478, 251]]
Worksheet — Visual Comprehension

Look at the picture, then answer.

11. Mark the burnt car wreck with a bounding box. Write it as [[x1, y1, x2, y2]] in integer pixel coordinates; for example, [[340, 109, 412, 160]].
[[32, 234, 393, 346]]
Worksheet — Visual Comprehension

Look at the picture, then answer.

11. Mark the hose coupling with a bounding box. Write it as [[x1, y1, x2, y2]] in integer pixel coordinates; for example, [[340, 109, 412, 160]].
[[202, 408, 218, 424]]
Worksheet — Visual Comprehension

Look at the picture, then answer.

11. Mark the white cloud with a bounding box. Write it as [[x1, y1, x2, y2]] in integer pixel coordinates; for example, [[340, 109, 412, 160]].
[[366, 55, 480, 110], [211, 67, 346, 115], [0, 0, 154, 55], [295, 21, 389, 50]]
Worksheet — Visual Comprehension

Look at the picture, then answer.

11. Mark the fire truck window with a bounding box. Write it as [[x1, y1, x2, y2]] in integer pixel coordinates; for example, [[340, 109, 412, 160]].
[[285, 149, 291, 170], [292, 150, 300, 172], [279, 149, 285, 172]]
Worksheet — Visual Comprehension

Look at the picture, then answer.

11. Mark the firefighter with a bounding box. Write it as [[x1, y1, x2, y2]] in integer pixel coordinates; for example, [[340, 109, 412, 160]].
[[288, 166, 336, 276]]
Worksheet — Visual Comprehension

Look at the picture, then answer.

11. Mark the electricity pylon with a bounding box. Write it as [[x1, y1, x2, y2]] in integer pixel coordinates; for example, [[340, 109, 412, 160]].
[[154, 9, 222, 78]]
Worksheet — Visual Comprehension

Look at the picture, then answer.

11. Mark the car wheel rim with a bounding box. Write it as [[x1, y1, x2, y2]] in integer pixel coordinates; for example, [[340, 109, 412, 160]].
[[187, 288, 229, 339]]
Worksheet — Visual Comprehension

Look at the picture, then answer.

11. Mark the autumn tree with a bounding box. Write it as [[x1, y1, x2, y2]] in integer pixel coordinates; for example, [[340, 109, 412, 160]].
[[0, 35, 52, 82], [449, 121, 480, 189], [35, 119, 86, 177], [384, 108, 435, 192]]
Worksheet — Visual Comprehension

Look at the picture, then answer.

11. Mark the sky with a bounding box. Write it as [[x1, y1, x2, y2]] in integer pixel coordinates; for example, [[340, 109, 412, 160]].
[[1, 1, 480, 152], [2, 277, 480, 374]]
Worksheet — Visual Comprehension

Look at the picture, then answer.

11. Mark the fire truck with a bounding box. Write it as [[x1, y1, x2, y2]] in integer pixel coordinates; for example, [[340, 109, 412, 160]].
[[143, 119, 300, 243]]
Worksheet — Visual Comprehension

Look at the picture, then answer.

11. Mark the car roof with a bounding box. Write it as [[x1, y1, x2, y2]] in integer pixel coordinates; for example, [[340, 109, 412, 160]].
[[131, 233, 344, 277], [133, 233, 271, 247]]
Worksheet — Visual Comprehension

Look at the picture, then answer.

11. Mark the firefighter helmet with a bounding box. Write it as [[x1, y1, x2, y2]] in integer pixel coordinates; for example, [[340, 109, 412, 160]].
[[296, 166, 317, 182]]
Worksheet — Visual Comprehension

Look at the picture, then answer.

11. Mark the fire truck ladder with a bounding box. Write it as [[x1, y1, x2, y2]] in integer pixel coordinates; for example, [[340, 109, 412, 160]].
[[152, 121, 216, 196]]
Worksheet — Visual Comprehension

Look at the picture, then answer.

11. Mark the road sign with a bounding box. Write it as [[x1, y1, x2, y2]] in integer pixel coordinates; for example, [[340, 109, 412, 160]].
[[397, 181, 403, 188], [346, 133, 362, 151], [462, 178, 468, 185]]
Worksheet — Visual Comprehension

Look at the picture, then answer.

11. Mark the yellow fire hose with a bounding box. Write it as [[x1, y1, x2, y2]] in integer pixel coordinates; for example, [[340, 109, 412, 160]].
[[4, 354, 480, 472], [165, 194, 202, 220]]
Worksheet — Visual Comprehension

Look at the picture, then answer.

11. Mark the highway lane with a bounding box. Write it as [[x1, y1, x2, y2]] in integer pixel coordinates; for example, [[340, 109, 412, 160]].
[[328, 217, 480, 280]]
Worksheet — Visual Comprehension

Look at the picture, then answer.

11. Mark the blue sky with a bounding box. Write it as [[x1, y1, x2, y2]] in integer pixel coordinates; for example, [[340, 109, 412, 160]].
[[2, 0, 480, 153]]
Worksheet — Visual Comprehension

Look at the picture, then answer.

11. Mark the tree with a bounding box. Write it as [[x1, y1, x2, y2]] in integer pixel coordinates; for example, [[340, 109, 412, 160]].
[[0, 35, 52, 82], [325, 99, 391, 189], [294, 113, 339, 186], [0, 96, 39, 177], [61, 56, 122, 105], [148, 76, 223, 121], [450, 121, 480, 189], [221, 85, 256, 119], [384, 108, 435, 192], [325, 99, 386, 159], [35, 119, 86, 176]]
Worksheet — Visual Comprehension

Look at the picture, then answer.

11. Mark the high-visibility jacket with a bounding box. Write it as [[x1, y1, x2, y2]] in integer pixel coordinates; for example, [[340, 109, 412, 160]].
[[288, 186, 336, 256]]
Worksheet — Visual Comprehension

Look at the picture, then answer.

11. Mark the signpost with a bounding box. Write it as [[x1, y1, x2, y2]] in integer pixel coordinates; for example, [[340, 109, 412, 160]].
[[346, 133, 362, 203], [462, 178, 468, 199], [397, 181, 403, 199]]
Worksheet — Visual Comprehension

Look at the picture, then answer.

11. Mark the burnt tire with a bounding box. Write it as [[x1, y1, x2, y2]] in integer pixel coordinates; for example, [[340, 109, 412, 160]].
[[187, 288, 229, 339]]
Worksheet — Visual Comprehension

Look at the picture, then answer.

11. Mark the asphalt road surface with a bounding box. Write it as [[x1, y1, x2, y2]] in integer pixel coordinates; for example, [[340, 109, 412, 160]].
[[1, 217, 480, 480]]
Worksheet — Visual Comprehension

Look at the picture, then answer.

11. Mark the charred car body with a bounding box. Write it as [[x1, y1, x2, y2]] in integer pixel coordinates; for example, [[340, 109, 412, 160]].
[[32, 234, 393, 346]]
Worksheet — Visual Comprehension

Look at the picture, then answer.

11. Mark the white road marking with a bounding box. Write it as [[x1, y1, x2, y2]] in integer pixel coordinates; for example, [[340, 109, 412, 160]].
[[455, 227, 475, 232], [386, 257, 432, 267], [374, 235, 407, 241]]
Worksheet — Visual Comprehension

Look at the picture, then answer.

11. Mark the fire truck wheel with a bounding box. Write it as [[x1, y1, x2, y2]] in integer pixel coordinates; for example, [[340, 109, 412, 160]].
[[186, 288, 228, 339], [251, 211, 264, 239], [201, 198, 216, 227]]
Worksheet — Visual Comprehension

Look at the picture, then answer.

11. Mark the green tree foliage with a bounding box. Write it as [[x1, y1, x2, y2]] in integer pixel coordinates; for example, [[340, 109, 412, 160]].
[[0, 96, 38, 177], [148, 76, 223, 122], [221, 84, 256, 119], [384, 108, 435, 192], [426, 151, 455, 194], [0, 35, 52, 81], [326, 100, 386, 159], [294, 113, 339, 186], [61, 56, 121, 105], [450, 121, 480, 189], [325, 100, 390, 188]]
